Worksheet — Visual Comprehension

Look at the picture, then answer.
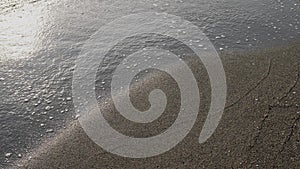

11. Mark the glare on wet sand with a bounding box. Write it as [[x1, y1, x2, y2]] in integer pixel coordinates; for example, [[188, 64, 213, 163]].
[[0, 2, 47, 61]]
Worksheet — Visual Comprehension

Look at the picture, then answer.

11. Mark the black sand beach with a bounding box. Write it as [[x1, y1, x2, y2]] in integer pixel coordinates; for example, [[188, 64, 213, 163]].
[[1, 0, 300, 168], [15, 44, 300, 168]]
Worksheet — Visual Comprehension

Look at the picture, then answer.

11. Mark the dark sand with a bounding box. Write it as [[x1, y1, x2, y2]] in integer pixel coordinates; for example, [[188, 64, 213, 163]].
[[16, 45, 300, 168]]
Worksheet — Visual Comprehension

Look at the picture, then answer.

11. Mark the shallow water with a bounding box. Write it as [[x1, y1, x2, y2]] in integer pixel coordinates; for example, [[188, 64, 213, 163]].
[[0, 0, 299, 167]]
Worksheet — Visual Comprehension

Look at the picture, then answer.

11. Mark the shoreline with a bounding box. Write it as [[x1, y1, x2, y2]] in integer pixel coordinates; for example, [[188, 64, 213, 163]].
[[14, 44, 300, 168]]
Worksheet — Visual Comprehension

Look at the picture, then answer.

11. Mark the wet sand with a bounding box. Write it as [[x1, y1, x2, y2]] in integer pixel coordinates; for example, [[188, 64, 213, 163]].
[[16, 44, 300, 168], [1, 0, 299, 168]]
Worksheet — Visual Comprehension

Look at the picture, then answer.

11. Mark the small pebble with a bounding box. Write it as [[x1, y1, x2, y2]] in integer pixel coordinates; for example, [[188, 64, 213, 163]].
[[46, 129, 54, 133], [75, 114, 80, 119], [45, 106, 51, 111], [5, 153, 12, 158]]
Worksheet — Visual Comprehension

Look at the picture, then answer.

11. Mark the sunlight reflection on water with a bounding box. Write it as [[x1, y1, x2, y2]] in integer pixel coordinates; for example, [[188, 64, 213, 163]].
[[0, 2, 49, 61]]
